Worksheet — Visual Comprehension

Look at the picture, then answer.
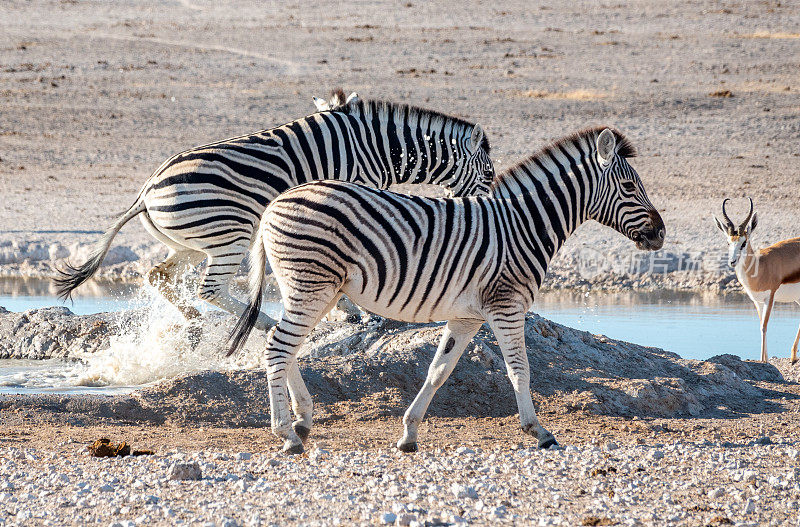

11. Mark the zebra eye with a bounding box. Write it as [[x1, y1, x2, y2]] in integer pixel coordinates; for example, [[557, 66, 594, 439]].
[[621, 181, 636, 192]]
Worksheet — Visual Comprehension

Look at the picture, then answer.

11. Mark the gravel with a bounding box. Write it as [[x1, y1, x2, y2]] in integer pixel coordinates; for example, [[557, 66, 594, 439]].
[[1, 439, 799, 526]]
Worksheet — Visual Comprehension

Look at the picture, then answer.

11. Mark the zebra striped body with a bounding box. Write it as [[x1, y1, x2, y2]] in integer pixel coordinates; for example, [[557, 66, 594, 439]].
[[228, 127, 665, 453], [54, 94, 493, 334]]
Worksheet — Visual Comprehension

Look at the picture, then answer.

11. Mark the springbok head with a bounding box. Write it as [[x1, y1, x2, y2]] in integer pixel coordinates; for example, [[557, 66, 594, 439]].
[[714, 197, 757, 267]]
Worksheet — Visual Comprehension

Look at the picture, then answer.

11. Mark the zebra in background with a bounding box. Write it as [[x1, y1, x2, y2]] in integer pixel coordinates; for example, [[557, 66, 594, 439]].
[[54, 90, 494, 339], [312, 90, 359, 112], [227, 127, 665, 454]]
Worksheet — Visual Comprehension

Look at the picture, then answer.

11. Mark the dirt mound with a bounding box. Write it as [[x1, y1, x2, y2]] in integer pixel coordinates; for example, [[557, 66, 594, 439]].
[[0, 308, 787, 423]]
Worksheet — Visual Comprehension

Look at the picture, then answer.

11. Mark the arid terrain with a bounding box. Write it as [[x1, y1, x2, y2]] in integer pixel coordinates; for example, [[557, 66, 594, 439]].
[[1, 0, 798, 290], [2, 1, 800, 525]]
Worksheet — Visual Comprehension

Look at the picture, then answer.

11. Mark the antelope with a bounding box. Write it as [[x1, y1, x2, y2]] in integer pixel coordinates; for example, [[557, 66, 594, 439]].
[[714, 198, 800, 363]]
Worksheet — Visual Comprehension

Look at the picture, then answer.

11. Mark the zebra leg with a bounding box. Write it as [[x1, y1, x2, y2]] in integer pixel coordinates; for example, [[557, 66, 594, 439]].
[[287, 291, 343, 442], [488, 314, 557, 449], [266, 290, 339, 454], [397, 318, 483, 452], [198, 249, 278, 331], [146, 250, 206, 344]]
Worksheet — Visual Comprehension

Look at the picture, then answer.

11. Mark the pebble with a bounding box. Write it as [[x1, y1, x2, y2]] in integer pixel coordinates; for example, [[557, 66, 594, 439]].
[[0, 441, 796, 525], [167, 462, 202, 481]]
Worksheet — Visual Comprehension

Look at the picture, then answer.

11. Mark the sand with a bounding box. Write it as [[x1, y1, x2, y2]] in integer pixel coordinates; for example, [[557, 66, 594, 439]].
[[1, 0, 798, 290]]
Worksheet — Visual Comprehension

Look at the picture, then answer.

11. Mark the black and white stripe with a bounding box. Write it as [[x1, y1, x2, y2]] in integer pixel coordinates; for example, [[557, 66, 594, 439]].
[[54, 92, 494, 334], [227, 127, 665, 454]]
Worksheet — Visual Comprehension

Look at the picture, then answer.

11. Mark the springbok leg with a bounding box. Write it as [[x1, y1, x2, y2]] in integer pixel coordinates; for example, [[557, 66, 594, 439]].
[[791, 301, 800, 365], [760, 291, 776, 363]]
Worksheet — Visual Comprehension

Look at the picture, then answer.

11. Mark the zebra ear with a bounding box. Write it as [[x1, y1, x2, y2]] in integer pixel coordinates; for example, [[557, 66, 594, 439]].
[[597, 128, 616, 161], [470, 124, 486, 152], [313, 97, 330, 112], [345, 92, 360, 104]]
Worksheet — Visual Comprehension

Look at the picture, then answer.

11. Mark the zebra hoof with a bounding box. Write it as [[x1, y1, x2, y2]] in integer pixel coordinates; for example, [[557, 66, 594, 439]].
[[293, 423, 311, 442], [538, 435, 558, 449], [397, 441, 418, 453], [282, 441, 304, 455]]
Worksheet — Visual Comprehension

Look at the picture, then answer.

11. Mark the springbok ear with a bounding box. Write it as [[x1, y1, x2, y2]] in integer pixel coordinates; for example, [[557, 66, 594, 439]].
[[470, 124, 485, 151], [346, 92, 360, 104], [748, 212, 758, 234], [313, 97, 329, 112], [713, 216, 727, 234], [597, 128, 616, 161]]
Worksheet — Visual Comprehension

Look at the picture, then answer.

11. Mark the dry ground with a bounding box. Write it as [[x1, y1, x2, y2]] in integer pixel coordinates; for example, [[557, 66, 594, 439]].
[[1, 0, 799, 278]]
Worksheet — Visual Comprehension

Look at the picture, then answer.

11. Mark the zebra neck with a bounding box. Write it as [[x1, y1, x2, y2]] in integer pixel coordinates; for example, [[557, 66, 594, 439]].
[[494, 155, 598, 288], [390, 125, 467, 187]]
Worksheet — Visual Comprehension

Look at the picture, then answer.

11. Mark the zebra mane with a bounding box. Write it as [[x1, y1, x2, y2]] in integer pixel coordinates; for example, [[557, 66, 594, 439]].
[[492, 126, 635, 191], [327, 88, 349, 109], [331, 96, 490, 153]]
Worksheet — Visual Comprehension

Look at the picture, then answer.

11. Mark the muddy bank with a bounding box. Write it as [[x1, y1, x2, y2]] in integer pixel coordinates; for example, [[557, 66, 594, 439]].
[[0, 307, 789, 425]]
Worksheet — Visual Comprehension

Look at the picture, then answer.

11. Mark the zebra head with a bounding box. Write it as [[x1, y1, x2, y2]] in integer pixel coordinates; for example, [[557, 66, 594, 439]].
[[445, 124, 495, 197], [588, 128, 665, 251]]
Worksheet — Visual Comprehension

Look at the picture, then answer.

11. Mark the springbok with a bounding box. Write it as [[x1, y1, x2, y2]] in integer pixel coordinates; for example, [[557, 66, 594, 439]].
[[714, 198, 800, 363]]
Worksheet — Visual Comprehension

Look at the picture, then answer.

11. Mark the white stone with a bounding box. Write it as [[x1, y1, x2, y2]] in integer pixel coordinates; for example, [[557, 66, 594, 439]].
[[396, 513, 415, 526], [167, 463, 202, 481]]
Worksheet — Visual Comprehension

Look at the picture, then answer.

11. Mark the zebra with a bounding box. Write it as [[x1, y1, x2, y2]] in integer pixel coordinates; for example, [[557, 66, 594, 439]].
[[226, 126, 666, 454], [54, 91, 495, 339], [312, 90, 359, 112]]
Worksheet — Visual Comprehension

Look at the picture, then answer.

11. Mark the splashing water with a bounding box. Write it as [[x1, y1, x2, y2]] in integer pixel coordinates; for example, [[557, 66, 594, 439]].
[[1, 278, 281, 393], [73, 281, 280, 387]]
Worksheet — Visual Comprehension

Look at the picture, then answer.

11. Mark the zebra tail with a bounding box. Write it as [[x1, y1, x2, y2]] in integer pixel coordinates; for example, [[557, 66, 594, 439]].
[[53, 197, 147, 300], [226, 224, 266, 357]]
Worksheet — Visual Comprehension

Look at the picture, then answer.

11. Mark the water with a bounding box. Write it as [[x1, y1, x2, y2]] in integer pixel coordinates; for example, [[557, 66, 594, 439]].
[[1, 278, 799, 394], [533, 290, 800, 362], [0, 277, 137, 315]]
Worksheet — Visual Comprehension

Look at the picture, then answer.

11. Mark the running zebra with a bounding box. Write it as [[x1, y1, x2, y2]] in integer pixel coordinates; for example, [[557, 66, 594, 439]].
[[54, 91, 494, 336], [227, 127, 665, 454]]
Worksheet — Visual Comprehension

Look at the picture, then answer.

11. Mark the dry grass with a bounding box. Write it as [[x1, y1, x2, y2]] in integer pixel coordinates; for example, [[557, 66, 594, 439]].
[[508, 89, 606, 100], [739, 31, 800, 39]]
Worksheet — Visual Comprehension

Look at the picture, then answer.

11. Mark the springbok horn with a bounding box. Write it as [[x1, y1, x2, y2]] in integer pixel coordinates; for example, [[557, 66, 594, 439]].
[[721, 198, 735, 232], [738, 197, 754, 234]]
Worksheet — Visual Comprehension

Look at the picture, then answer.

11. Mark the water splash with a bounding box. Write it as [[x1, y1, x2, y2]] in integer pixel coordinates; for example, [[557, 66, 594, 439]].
[[72, 282, 279, 387], [1, 279, 280, 393]]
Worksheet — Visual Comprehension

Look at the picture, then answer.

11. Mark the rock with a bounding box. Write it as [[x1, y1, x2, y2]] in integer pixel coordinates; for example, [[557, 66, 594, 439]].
[[743, 498, 756, 514], [167, 462, 202, 481], [396, 513, 415, 526], [236, 452, 252, 460], [649, 450, 664, 460], [451, 483, 478, 499], [381, 512, 397, 524], [742, 470, 758, 483], [606, 442, 619, 451]]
